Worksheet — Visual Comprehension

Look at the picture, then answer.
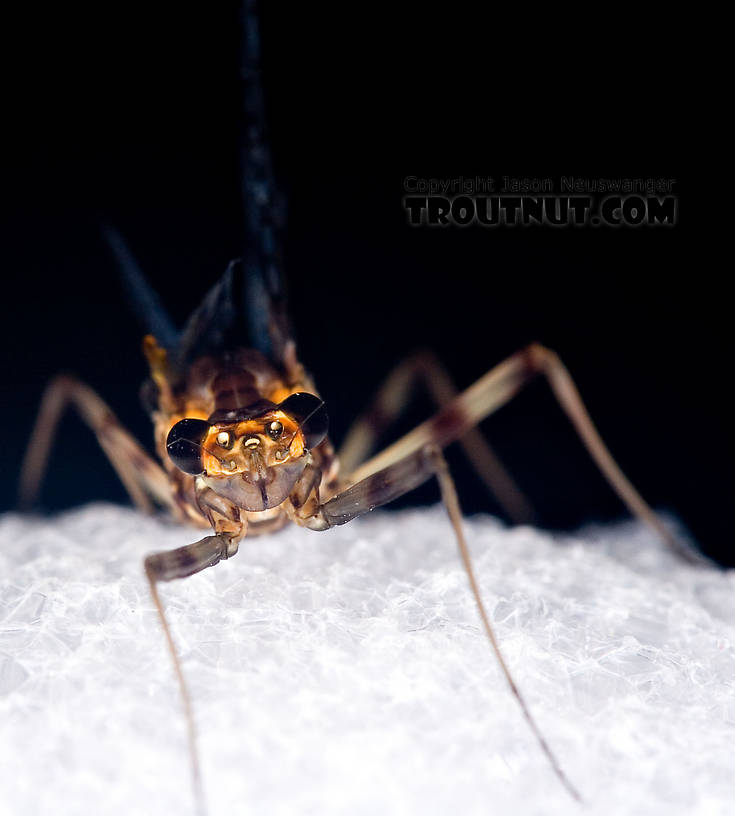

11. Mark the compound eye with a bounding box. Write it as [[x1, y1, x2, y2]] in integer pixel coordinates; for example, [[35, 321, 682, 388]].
[[216, 430, 233, 449], [278, 392, 329, 449], [166, 418, 209, 475], [267, 420, 283, 440]]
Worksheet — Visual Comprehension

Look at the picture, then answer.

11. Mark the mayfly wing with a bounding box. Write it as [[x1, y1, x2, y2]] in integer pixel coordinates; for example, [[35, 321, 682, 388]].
[[169, 261, 238, 377], [102, 0, 293, 385], [240, 0, 293, 368], [132, 0, 295, 382]]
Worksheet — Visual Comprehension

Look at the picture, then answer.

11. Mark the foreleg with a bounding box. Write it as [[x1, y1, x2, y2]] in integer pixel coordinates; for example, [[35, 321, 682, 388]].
[[295, 445, 581, 801], [144, 529, 241, 816]]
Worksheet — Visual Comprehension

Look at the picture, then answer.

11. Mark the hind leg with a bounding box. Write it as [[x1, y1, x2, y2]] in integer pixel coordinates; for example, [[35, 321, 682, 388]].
[[19, 374, 173, 514], [338, 349, 534, 523]]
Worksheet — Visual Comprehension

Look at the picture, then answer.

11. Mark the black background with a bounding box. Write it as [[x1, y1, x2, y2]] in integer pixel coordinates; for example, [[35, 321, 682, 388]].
[[4, 8, 729, 561]]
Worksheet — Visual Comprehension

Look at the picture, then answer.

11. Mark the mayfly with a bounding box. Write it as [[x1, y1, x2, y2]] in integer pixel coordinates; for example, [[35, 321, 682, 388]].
[[17, 3, 695, 813]]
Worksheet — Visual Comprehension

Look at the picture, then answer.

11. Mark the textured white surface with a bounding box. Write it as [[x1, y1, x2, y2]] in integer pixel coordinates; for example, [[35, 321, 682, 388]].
[[0, 504, 734, 816]]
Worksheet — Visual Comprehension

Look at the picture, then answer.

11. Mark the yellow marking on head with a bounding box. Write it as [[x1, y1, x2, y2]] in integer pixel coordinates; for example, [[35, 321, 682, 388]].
[[197, 410, 307, 477]]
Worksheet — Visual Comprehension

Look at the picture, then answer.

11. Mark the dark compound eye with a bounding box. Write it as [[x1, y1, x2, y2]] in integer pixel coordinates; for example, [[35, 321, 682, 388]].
[[278, 392, 329, 449], [166, 418, 209, 475], [267, 420, 283, 440]]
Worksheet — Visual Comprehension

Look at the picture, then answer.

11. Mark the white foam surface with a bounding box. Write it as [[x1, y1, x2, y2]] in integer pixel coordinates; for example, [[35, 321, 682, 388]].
[[1, 504, 734, 816]]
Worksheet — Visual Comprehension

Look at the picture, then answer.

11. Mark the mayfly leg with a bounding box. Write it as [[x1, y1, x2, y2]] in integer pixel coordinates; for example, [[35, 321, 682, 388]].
[[298, 445, 582, 801], [17, 372, 225, 814], [338, 349, 536, 524], [348, 342, 697, 563], [144, 532, 238, 816], [429, 446, 581, 802], [293, 339, 708, 799], [18, 374, 174, 513]]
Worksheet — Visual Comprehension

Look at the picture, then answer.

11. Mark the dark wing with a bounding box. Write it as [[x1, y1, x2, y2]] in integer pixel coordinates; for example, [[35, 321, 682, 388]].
[[174, 0, 293, 373], [239, 0, 293, 366], [105, 0, 295, 387], [172, 261, 237, 374]]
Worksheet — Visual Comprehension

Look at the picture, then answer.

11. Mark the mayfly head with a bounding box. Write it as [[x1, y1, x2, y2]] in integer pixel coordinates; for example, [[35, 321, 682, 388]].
[[166, 392, 328, 511]]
